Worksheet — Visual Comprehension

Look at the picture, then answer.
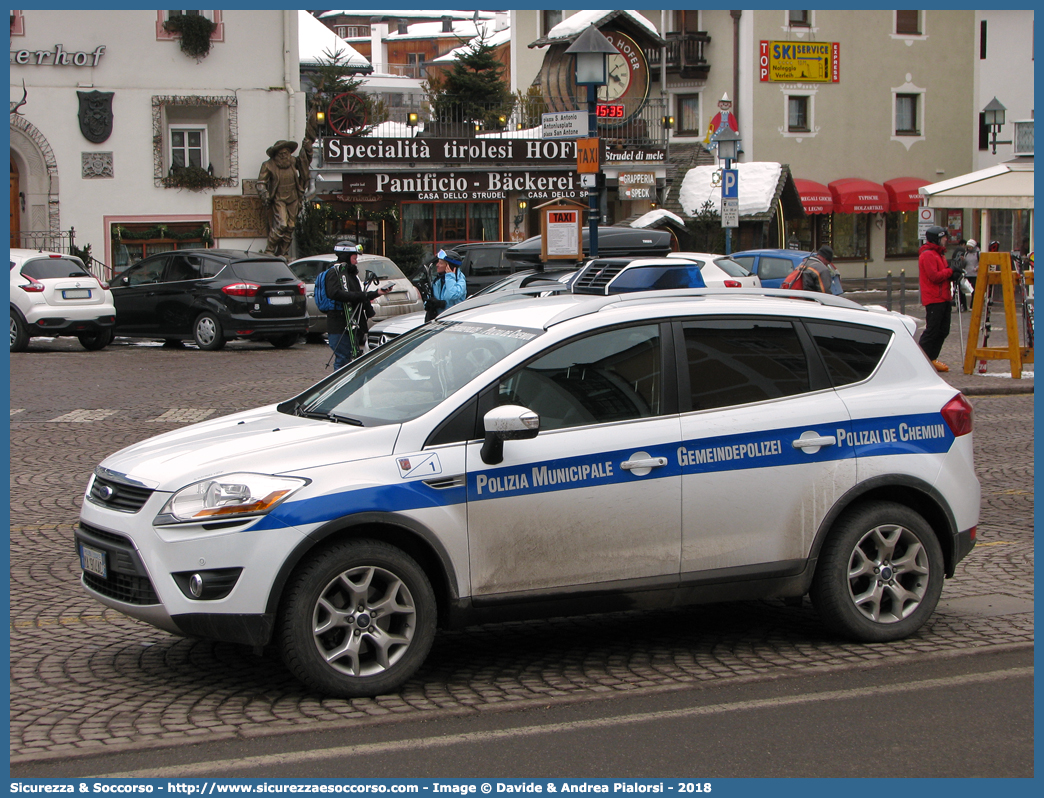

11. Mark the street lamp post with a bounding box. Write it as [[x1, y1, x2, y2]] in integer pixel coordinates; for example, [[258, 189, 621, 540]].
[[714, 127, 741, 256], [982, 97, 1011, 155], [566, 25, 617, 259]]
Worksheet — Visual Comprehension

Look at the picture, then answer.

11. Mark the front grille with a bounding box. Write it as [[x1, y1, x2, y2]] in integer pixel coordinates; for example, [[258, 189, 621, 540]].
[[82, 571, 160, 605], [77, 523, 160, 605], [88, 472, 154, 513], [572, 262, 626, 294]]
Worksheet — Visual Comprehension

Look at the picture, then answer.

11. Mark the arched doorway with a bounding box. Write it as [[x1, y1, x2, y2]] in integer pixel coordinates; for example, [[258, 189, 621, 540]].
[[10, 115, 61, 251]]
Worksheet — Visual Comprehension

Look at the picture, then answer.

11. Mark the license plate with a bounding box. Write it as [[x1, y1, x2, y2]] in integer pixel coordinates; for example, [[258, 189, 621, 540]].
[[268, 296, 292, 305], [386, 292, 408, 302], [79, 544, 107, 578], [62, 289, 91, 300]]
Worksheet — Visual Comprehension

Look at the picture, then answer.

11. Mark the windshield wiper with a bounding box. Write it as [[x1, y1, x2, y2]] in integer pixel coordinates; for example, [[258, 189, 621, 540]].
[[327, 412, 363, 426]]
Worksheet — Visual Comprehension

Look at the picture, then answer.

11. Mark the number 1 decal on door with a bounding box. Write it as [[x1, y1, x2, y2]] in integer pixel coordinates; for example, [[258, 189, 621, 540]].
[[397, 452, 443, 479]]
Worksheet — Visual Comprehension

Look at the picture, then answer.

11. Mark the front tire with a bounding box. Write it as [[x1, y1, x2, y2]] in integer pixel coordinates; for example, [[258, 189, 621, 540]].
[[811, 501, 944, 642], [193, 312, 225, 351], [279, 540, 436, 698], [10, 310, 29, 352], [78, 328, 113, 351]]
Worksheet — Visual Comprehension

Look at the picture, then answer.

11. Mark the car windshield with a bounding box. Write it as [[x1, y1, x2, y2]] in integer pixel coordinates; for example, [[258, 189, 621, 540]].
[[21, 258, 91, 280], [360, 257, 406, 280], [289, 260, 328, 284], [287, 320, 542, 426]]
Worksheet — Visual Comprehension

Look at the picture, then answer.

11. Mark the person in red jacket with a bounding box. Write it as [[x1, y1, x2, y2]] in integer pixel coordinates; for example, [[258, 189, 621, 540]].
[[917, 225, 962, 372]]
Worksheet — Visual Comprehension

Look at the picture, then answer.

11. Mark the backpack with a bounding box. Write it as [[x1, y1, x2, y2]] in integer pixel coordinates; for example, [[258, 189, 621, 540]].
[[780, 258, 828, 292], [313, 268, 340, 313]]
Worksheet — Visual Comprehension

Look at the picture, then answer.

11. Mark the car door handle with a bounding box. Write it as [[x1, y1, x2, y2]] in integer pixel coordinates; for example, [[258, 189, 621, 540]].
[[621, 456, 668, 471], [792, 434, 837, 449]]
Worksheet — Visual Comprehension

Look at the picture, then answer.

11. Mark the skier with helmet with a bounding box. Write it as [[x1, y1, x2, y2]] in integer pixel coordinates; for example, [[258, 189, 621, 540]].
[[917, 225, 962, 372], [424, 247, 467, 322], [325, 241, 391, 370]]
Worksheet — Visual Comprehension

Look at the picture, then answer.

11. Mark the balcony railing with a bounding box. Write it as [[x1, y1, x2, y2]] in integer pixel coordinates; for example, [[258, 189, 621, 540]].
[[13, 229, 110, 280], [348, 97, 670, 149], [645, 31, 712, 79], [383, 62, 427, 80]]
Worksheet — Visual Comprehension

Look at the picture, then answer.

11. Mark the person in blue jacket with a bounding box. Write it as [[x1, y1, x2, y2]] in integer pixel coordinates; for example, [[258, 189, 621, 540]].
[[425, 247, 467, 321]]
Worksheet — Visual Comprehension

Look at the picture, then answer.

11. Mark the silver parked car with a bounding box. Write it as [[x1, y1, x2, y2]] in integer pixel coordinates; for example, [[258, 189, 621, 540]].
[[287, 253, 423, 339]]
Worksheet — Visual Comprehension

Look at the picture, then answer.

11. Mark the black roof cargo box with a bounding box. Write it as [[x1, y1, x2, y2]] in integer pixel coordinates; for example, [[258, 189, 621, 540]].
[[504, 227, 673, 265]]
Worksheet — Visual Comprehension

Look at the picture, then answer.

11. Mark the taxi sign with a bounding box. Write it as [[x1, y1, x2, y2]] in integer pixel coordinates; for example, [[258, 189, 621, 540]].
[[576, 137, 600, 174]]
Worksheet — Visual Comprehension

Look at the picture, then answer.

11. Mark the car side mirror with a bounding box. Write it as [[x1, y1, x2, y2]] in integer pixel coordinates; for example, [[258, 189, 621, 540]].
[[480, 404, 540, 465]]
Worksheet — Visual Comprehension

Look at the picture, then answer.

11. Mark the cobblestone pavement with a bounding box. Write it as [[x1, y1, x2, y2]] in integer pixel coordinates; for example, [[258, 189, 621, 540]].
[[9, 330, 1034, 764]]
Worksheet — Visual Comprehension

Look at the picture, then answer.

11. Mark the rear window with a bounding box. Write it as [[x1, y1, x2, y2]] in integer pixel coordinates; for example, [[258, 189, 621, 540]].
[[21, 257, 90, 280], [360, 257, 406, 280], [711, 258, 752, 277], [731, 256, 754, 272], [806, 321, 893, 386], [759, 256, 800, 281], [467, 247, 511, 277], [229, 260, 299, 283]]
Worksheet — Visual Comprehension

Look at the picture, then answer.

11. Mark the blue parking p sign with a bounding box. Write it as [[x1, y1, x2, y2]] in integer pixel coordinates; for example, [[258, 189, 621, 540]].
[[721, 168, 738, 199]]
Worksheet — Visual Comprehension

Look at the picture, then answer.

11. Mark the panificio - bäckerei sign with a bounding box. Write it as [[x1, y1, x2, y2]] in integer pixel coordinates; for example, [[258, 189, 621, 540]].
[[341, 170, 584, 201], [324, 137, 665, 166]]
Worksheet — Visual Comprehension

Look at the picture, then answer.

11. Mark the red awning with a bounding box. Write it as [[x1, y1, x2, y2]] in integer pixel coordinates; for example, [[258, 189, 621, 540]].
[[793, 179, 834, 214], [883, 177, 932, 212], [827, 178, 890, 214]]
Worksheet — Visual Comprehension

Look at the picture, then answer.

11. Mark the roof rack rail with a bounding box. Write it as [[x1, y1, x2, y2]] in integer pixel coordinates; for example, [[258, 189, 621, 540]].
[[544, 287, 868, 329]]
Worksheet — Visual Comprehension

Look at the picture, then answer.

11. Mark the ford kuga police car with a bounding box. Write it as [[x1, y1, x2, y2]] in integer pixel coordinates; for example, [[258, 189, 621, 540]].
[[77, 288, 979, 697]]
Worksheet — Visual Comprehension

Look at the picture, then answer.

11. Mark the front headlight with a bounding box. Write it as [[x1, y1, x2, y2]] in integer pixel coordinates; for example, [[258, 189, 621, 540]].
[[156, 473, 309, 525]]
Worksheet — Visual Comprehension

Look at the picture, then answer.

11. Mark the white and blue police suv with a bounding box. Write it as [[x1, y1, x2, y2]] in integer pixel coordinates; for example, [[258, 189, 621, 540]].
[[76, 288, 979, 697]]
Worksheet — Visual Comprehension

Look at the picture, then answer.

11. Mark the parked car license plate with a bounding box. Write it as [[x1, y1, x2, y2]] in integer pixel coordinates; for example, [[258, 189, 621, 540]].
[[62, 289, 91, 299], [79, 544, 107, 578], [268, 296, 292, 305]]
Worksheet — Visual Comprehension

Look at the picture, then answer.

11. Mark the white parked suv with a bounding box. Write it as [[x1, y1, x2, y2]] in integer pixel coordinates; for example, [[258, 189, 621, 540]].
[[10, 248, 116, 351], [76, 288, 979, 697]]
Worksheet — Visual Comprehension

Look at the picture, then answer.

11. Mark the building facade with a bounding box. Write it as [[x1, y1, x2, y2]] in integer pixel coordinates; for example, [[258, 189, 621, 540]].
[[10, 9, 303, 275]]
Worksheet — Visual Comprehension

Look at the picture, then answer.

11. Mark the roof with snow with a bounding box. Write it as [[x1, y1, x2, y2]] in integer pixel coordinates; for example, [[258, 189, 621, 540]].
[[318, 10, 495, 21], [431, 23, 512, 63], [679, 162, 805, 221], [529, 10, 665, 48], [299, 10, 369, 69], [630, 209, 687, 229]]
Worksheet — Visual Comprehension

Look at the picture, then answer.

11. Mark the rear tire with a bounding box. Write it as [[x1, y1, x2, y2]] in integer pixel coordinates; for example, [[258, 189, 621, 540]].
[[78, 328, 113, 351], [10, 310, 29, 352], [810, 501, 944, 642], [193, 312, 225, 351], [279, 540, 436, 698], [269, 333, 299, 349]]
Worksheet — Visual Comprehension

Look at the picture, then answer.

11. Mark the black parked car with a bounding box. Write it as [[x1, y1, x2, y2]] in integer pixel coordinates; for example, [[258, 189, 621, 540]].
[[109, 250, 307, 350], [451, 241, 517, 295]]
